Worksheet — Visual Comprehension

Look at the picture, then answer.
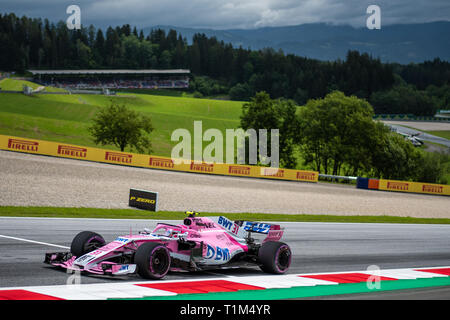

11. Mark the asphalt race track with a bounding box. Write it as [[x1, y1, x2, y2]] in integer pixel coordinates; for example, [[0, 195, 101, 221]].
[[384, 122, 450, 149], [1, 150, 450, 298], [1, 217, 449, 292]]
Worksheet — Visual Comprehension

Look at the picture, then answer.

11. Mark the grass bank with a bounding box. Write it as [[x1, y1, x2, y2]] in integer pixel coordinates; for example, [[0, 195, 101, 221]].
[[0, 78, 66, 92], [0, 206, 449, 224], [0, 79, 244, 158], [424, 130, 450, 140]]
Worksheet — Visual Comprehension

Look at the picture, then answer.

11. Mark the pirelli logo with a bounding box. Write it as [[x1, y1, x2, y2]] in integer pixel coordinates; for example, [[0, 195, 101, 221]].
[[190, 162, 214, 173], [263, 168, 284, 178], [387, 181, 409, 191], [228, 165, 251, 175], [422, 185, 443, 194], [105, 151, 132, 164], [296, 172, 316, 181], [7, 138, 39, 152], [57, 145, 87, 158], [149, 157, 174, 169]]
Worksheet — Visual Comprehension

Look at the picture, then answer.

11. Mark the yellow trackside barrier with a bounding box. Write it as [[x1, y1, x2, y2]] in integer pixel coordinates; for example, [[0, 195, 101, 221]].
[[378, 179, 450, 196], [0, 135, 319, 183]]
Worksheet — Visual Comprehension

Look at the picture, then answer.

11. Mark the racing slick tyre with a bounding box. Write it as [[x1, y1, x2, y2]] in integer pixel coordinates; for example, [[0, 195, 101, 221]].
[[70, 231, 106, 257], [135, 242, 171, 280], [258, 241, 292, 274]]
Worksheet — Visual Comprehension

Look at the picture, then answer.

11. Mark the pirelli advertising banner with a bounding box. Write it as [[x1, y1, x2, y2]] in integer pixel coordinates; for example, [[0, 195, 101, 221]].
[[379, 179, 450, 196], [0, 134, 318, 183]]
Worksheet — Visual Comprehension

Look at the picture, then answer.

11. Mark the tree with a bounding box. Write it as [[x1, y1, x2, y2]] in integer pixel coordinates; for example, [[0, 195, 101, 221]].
[[414, 151, 446, 184], [426, 84, 450, 110], [159, 50, 172, 69], [370, 85, 438, 116], [89, 103, 154, 153], [93, 29, 105, 66], [293, 88, 308, 105], [370, 132, 422, 180], [1, 12, 447, 112], [121, 35, 140, 68], [75, 39, 92, 68], [297, 91, 377, 176], [229, 83, 252, 101], [240, 91, 299, 168]]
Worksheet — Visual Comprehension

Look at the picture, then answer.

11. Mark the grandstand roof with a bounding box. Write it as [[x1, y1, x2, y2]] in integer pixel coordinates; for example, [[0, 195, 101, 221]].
[[28, 69, 190, 75]]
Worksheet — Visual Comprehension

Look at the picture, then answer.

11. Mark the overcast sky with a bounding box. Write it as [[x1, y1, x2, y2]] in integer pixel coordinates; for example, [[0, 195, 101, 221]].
[[1, 0, 449, 29]]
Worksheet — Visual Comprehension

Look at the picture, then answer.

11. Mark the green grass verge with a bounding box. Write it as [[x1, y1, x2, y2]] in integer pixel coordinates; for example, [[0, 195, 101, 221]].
[[118, 277, 450, 300], [0, 79, 315, 171], [116, 88, 194, 98], [424, 130, 450, 140], [0, 78, 66, 92], [0, 81, 244, 159], [0, 206, 449, 224]]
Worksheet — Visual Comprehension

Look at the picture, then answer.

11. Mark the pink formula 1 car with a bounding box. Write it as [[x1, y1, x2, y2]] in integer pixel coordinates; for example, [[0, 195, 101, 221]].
[[44, 212, 292, 279]]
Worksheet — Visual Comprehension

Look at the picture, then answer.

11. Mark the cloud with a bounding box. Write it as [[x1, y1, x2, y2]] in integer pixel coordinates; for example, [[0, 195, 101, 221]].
[[0, 0, 448, 29]]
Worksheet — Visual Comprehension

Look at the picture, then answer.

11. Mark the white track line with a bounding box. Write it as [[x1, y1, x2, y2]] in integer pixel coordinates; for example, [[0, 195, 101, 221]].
[[0, 234, 69, 249]]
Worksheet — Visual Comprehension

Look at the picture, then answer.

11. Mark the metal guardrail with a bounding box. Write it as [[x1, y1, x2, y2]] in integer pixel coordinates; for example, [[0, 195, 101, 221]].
[[318, 174, 358, 181]]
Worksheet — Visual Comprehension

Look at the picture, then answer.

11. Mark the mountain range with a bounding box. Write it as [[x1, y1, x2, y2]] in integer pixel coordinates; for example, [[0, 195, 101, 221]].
[[144, 21, 450, 64]]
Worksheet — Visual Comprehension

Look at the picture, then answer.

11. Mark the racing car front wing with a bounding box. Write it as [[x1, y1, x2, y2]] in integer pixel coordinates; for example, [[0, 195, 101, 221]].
[[44, 252, 137, 276]]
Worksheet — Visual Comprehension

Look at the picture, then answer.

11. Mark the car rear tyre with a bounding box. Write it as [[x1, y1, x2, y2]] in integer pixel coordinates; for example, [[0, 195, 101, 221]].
[[135, 242, 171, 280], [70, 231, 105, 257], [258, 241, 291, 274]]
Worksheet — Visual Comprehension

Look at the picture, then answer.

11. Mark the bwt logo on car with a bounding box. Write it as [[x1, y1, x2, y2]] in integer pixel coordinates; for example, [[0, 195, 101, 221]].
[[218, 216, 233, 230], [206, 244, 230, 261]]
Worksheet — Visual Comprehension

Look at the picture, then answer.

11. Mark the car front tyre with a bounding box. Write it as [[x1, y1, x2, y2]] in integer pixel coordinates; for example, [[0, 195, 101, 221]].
[[135, 242, 171, 280], [70, 231, 105, 257]]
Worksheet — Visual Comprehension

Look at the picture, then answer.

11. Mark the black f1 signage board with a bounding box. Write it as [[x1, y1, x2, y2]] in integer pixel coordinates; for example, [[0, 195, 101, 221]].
[[129, 188, 158, 211]]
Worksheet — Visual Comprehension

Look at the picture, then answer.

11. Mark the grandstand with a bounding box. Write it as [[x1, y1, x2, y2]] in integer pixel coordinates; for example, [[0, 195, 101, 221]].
[[28, 69, 190, 90]]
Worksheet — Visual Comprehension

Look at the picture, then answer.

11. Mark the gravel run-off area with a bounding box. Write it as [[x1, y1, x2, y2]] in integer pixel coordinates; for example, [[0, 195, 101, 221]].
[[0, 150, 449, 218]]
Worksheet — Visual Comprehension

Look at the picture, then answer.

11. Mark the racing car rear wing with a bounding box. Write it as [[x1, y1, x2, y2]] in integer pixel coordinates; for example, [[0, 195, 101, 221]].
[[234, 220, 279, 234], [235, 220, 284, 242], [213, 216, 284, 242]]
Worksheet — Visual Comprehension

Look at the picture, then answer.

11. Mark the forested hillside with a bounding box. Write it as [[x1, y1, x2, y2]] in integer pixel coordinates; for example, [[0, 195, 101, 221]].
[[1, 13, 449, 115]]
